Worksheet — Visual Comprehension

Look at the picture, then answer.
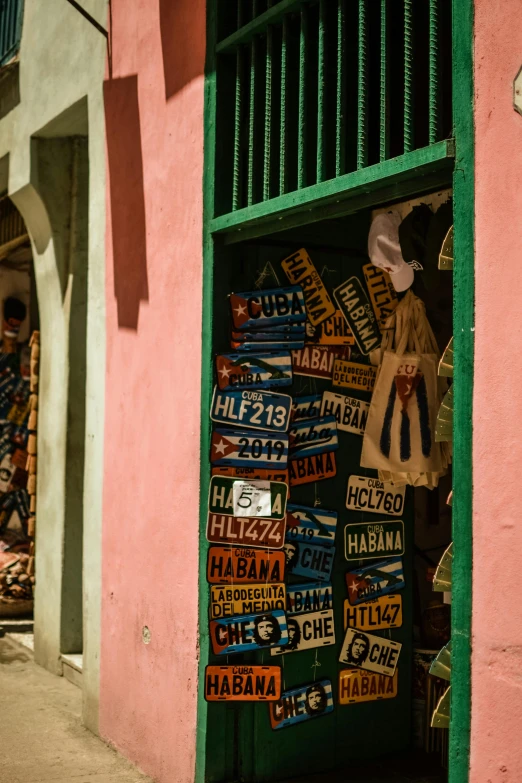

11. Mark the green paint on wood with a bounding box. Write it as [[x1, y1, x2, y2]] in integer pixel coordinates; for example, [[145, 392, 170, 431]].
[[450, 0, 474, 780]]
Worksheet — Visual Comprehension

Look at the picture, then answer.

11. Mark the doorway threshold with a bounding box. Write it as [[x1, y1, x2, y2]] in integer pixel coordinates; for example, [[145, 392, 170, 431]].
[[276, 750, 446, 783]]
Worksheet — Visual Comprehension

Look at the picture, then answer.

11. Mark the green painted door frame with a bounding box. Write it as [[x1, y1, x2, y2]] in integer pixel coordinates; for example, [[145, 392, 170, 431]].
[[197, 1, 474, 781]]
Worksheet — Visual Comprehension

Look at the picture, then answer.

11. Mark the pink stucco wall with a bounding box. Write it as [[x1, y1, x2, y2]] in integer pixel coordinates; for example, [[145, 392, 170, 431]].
[[100, 2, 205, 781], [472, 3, 522, 780]]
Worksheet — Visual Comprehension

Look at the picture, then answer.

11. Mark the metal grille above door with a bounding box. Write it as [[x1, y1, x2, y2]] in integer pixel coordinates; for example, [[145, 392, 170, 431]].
[[213, 0, 452, 219]]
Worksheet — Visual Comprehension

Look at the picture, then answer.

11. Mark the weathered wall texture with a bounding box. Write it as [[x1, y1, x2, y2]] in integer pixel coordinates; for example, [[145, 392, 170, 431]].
[[471, 2, 522, 780], [100, 2, 205, 781]]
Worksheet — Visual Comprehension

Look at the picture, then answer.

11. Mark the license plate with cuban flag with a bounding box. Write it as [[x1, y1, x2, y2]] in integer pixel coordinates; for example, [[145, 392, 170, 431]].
[[216, 353, 293, 391], [211, 428, 289, 469], [230, 286, 306, 330]]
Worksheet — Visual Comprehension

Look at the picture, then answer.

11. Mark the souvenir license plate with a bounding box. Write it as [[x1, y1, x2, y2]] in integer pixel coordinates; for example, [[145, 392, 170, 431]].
[[292, 345, 351, 379], [339, 627, 401, 676], [231, 326, 305, 341], [211, 428, 289, 469], [271, 609, 335, 656], [284, 541, 335, 582], [286, 504, 337, 547], [288, 416, 338, 458], [212, 466, 289, 485], [362, 263, 398, 328], [333, 277, 381, 355], [305, 310, 355, 346], [321, 391, 369, 435], [346, 557, 405, 605], [231, 339, 304, 352], [339, 669, 398, 704], [344, 520, 405, 562], [208, 476, 288, 519], [207, 546, 285, 584], [230, 286, 306, 330], [291, 394, 322, 422], [270, 680, 334, 730], [205, 665, 282, 702], [333, 359, 377, 393], [206, 514, 285, 549], [346, 475, 405, 516], [289, 452, 336, 486], [281, 248, 336, 326], [344, 594, 403, 631], [216, 353, 292, 391], [210, 609, 288, 655], [286, 582, 333, 615], [211, 388, 291, 433], [210, 583, 286, 618]]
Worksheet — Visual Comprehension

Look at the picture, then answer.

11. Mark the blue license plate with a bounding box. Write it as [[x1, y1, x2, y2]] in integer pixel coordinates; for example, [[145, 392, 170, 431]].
[[345, 557, 405, 605], [231, 339, 305, 352], [288, 416, 338, 457], [211, 388, 291, 433], [283, 540, 335, 582], [285, 504, 337, 547], [211, 428, 289, 468], [270, 679, 334, 729], [286, 582, 333, 615], [291, 394, 322, 422], [232, 327, 305, 341], [230, 286, 306, 330], [209, 609, 289, 655], [216, 352, 292, 391]]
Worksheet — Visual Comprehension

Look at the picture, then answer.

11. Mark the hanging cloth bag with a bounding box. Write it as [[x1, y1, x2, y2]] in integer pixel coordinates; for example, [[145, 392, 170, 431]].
[[361, 291, 446, 482]]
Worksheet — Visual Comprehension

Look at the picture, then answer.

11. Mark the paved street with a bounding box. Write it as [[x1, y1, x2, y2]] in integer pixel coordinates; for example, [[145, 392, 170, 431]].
[[0, 637, 153, 783]]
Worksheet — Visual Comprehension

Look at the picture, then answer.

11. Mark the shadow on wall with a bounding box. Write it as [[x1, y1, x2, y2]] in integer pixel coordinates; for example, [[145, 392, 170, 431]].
[[159, 0, 206, 101], [103, 76, 148, 330]]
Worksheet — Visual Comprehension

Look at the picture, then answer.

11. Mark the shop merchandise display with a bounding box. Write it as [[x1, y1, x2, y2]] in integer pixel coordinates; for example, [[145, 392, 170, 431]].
[[204, 210, 453, 743]]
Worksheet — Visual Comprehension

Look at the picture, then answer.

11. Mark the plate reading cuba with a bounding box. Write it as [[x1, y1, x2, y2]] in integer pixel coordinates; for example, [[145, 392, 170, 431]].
[[208, 476, 288, 520], [286, 504, 337, 547], [288, 416, 338, 458], [286, 582, 333, 615], [211, 388, 291, 432], [269, 680, 334, 730], [210, 609, 289, 655], [271, 609, 335, 656], [339, 627, 401, 677], [205, 665, 282, 702], [230, 286, 306, 330], [321, 391, 370, 435], [344, 520, 405, 562], [211, 428, 289, 469], [346, 475, 405, 516], [216, 353, 292, 391], [345, 557, 405, 605], [291, 394, 322, 422]]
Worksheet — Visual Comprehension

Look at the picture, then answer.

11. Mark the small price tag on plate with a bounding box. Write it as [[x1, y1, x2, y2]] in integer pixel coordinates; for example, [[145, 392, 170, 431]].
[[232, 480, 271, 517]]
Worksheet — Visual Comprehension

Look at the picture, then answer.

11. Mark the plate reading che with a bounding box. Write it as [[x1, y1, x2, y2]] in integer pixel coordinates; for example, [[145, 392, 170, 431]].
[[344, 521, 405, 562], [339, 627, 401, 677], [208, 476, 288, 519], [270, 680, 334, 730], [284, 540, 335, 583], [271, 609, 335, 655], [210, 609, 288, 655], [346, 475, 405, 516], [321, 391, 370, 435]]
